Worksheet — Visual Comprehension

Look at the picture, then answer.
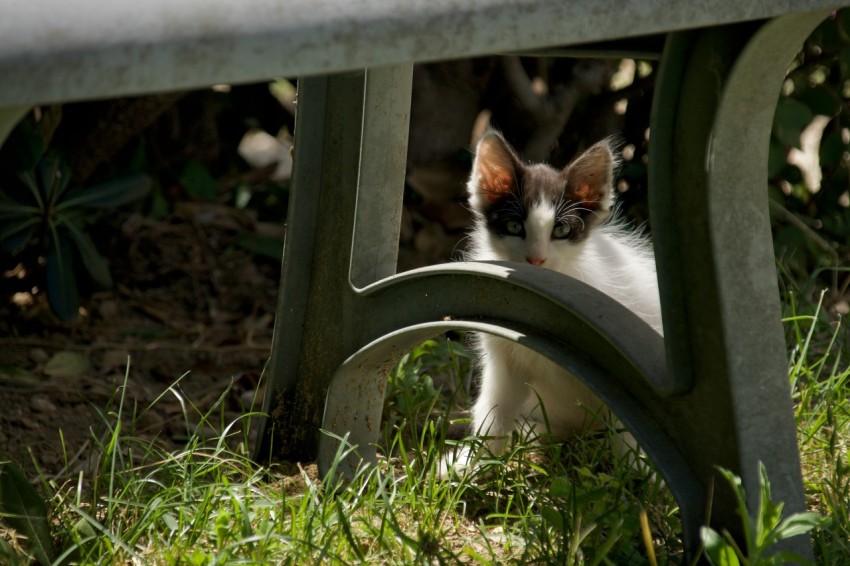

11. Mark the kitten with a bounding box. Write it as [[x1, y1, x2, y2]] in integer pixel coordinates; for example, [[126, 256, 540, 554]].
[[463, 130, 663, 458]]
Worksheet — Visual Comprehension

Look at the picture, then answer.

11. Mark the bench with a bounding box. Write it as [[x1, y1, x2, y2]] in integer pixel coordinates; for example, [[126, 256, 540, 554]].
[[1, 1, 841, 559]]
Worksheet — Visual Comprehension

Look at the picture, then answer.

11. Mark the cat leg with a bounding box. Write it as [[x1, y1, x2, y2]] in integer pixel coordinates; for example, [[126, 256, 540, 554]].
[[438, 347, 530, 478], [470, 355, 531, 455]]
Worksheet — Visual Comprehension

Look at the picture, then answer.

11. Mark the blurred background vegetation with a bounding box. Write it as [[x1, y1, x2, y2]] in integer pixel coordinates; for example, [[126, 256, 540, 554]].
[[1, 11, 848, 325]]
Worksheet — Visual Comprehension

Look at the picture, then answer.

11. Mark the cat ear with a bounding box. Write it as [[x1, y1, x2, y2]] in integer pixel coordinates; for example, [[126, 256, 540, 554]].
[[469, 131, 521, 203], [563, 139, 616, 216]]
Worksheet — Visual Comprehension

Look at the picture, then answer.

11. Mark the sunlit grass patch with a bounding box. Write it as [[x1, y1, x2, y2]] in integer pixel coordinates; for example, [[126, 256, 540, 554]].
[[0, 311, 848, 564]]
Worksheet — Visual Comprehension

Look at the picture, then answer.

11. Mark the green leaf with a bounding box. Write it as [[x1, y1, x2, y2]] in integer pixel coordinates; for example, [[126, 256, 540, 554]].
[[60, 219, 113, 289], [15, 170, 45, 210], [0, 217, 39, 255], [46, 233, 80, 322], [772, 511, 826, 541], [773, 98, 815, 149], [0, 117, 46, 174], [59, 173, 152, 210], [819, 130, 846, 169], [549, 476, 572, 499], [43, 351, 91, 378], [715, 466, 753, 554], [72, 516, 96, 539], [37, 151, 71, 208], [838, 45, 850, 81], [148, 185, 170, 219], [179, 159, 219, 200], [798, 85, 841, 118], [701, 526, 741, 566], [0, 214, 39, 241], [0, 453, 54, 565], [234, 232, 284, 261], [620, 160, 646, 179], [756, 462, 784, 547], [574, 486, 611, 506], [540, 506, 566, 531], [0, 197, 39, 219]]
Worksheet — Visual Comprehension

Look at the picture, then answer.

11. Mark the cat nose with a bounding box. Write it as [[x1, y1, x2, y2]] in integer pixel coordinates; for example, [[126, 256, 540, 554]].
[[526, 256, 546, 266]]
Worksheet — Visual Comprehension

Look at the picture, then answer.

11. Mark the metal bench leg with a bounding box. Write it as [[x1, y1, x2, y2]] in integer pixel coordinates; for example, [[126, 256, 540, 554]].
[[253, 71, 366, 462], [254, 65, 413, 463], [650, 12, 829, 558]]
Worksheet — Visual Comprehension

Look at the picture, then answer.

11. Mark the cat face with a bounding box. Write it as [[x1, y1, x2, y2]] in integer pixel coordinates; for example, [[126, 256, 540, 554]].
[[467, 131, 616, 270]]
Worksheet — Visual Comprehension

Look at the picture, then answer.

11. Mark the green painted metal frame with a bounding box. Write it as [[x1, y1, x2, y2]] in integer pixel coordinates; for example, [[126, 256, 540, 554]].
[[650, 14, 830, 553], [252, 13, 829, 560]]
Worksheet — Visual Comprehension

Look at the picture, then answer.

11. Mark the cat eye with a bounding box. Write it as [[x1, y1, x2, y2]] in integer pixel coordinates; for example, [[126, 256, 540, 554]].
[[552, 223, 571, 239], [505, 220, 524, 235]]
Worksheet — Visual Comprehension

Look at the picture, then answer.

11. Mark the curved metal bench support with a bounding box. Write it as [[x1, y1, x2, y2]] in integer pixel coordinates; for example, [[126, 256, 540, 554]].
[[320, 318, 701, 517], [316, 269, 705, 547], [321, 262, 670, 464]]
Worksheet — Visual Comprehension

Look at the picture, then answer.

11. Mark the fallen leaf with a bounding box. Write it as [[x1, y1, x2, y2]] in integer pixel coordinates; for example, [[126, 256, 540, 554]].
[[43, 351, 90, 378]]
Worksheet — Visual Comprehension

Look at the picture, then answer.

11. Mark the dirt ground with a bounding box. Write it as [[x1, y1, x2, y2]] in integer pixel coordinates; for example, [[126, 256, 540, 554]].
[[0, 203, 281, 482]]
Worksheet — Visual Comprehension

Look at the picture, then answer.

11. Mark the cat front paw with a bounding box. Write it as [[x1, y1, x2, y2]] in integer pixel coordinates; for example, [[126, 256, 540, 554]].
[[436, 436, 507, 479], [436, 444, 476, 479]]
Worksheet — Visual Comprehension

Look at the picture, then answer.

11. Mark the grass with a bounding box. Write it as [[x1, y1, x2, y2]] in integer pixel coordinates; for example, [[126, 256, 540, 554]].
[[0, 296, 848, 564], [785, 291, 850, 564]]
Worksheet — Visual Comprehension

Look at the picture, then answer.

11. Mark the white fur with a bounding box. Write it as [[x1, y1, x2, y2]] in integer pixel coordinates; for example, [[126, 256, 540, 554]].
[[466, 198, 663, 455]]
